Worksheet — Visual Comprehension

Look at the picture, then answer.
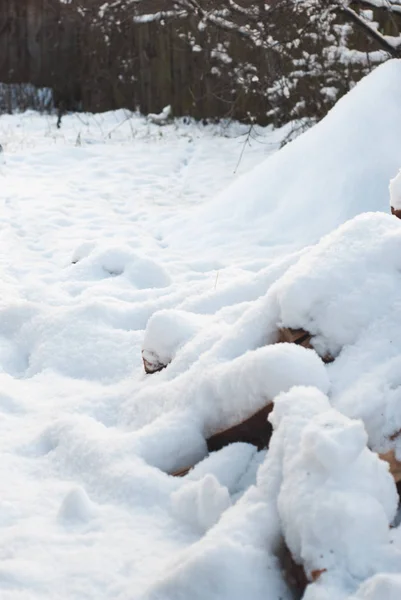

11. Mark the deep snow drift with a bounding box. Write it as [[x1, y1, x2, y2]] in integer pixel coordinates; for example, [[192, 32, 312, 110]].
[[167, 59, 401, 255], [1, 60, 401, 600]]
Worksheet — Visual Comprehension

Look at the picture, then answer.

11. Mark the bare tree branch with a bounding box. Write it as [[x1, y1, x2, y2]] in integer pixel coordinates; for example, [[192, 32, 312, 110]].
[[340, 3, 401, 56]]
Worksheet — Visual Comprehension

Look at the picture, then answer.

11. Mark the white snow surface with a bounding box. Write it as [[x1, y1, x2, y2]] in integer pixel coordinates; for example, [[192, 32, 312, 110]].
[[270, 388, 401, 600], [167, 59, 401, 255], [1, 59, 401, 599]]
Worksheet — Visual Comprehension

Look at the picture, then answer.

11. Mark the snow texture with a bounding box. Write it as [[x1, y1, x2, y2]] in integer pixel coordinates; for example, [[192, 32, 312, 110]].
[[1, 60, 401, 600], [269, 387, 400, 593], [167, 59, 401, 256]]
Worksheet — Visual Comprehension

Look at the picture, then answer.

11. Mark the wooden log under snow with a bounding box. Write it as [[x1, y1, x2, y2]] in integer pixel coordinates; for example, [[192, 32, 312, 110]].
[[206, 403, 274, 453], [379, 449, 401, 483], [277, 327, 334, 364], [143, 326, 333, 376], [170, 403, 274, 476], [278, 327, 313, 347], [142, 350, 168, 374], [171, 465, 193, 477], [279, 450, 401, 597], [391, 206, 401, 219]]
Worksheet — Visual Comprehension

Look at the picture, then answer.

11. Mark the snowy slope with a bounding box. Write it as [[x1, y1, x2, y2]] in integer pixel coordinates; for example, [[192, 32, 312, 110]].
[[1, 60, 401, 600], [167, 59, 401, 255], [0, 110, 292, 600]]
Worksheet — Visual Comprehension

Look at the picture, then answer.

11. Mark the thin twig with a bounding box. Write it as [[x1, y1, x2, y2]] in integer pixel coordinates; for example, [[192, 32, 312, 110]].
[[233, 123, 253, 174]]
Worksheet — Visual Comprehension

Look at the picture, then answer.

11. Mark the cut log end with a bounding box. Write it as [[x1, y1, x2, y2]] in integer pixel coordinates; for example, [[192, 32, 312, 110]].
[[142, 350, 168, 374], [391, 206, 401, 220]]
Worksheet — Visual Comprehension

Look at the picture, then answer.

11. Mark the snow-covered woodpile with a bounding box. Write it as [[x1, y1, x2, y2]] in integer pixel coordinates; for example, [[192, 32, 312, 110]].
[[3, 52, 401, 600], [138, 62, 401, 589], [142, 208, 401, 595]]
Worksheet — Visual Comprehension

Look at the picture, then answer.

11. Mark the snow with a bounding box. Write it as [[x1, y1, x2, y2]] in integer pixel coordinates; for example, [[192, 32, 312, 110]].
[[171, 474, 232, 534], [1, 59, 401, 599], [267, 211, 401, 456], [269, 387, 401, 594], [0, 108, 291, 600], [58, 486, 97, 524], [352, 574, 401, 600], [166, 59, 401, 256], [147, 104, 172, 124], [142, 309, 206, 371]]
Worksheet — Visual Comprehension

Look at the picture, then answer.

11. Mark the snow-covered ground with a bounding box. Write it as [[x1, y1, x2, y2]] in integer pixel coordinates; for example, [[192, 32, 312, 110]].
[[1, 59, 401, 600]]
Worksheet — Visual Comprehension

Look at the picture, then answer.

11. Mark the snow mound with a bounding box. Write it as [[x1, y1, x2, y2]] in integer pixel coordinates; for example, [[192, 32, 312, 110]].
[[266, 211, 401, 456], [0, 107, 296, 600], [352, 574, 401, 600], [170, 59, 401, 252], [58, 487, 96, 524], [185, 443, 259, 495], [140, 386, 401, 600], [171, 474, 231, 534], [71, 244, 171, 289], [126, 341, 329, 453], [142, 468, 289, 600], [265, 387, 401, 600], [142, 309, 206, 372], [269, 388, 399, 579], [270, 212, 400, 358], [135, 209, 401, 599]]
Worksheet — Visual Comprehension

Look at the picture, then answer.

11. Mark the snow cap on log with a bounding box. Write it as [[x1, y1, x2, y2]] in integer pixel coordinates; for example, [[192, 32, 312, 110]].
[[142, 309, 205, 373]]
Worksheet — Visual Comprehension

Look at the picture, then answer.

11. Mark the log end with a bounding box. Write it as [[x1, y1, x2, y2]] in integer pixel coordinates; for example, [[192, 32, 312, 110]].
[[142, 350, 168, 374], [391, 206, 401, 220]]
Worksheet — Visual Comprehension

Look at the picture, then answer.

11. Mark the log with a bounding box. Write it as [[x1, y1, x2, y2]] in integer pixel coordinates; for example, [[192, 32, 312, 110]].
[[207, 403, 274, 453], [277, 327, 334, 364], [391, 206, 401, 219], [278, 327, 313, 347], [142, 349, 168, 374], [171, 465, 193, 477], [170, 402, 274, 476], [279, 543, 308, 596], [280, 542, 327, 598], [378, 449, 401, 484]]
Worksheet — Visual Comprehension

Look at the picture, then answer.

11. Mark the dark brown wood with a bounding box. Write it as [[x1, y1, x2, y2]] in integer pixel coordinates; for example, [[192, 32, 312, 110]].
[[391, 206, 401, 219], [170, 402, 274, 476], [279, 543, 308, 598], [279, 543, 327, 597], [277, 327, 334, 364], [207, 403, 273, 453]]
